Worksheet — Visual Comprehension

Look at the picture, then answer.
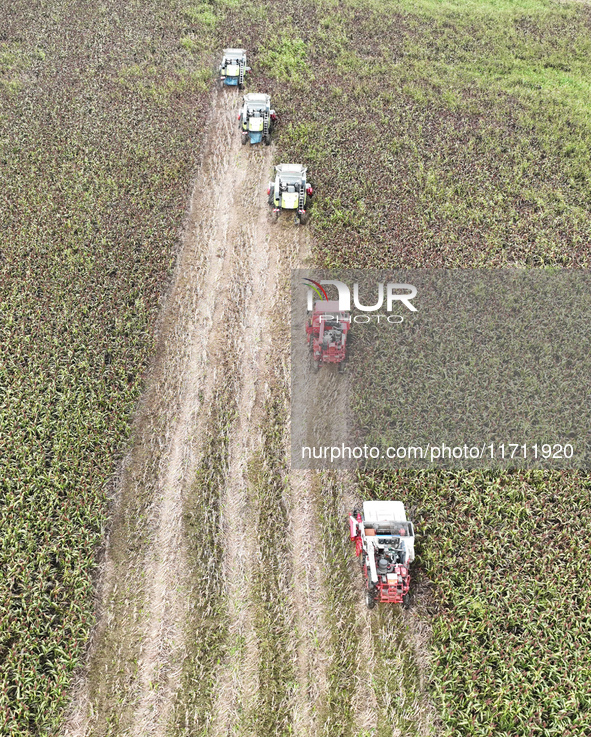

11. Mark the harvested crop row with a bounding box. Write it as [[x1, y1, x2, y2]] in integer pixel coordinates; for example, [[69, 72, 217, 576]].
[[171, 129, 288, 737], [61, 92, 250, 737], [316, 472, 375, 736], [247, 381, 297, 737], [168, 373, 236, 736]]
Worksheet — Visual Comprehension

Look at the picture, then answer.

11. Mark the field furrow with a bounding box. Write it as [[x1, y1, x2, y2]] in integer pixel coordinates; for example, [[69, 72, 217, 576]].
[[56, 64, 442, 737], [62, 92, 264, 736]]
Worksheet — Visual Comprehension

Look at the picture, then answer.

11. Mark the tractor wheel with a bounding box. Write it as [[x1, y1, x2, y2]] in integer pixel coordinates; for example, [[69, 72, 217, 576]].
[[403, 593, 411, 610], [366, 590, 377, 610]]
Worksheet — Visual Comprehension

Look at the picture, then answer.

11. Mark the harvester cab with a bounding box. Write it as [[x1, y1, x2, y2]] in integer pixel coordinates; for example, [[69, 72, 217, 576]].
[[239, 93, 276, 146], [268, 164, 313, 224], [219, 48, 250, 89], [349, 501, 415, 609], [306, 301, 350, 371]]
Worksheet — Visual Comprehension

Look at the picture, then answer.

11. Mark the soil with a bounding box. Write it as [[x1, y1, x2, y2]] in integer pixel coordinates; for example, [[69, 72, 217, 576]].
[[61, 88, 436, 737]]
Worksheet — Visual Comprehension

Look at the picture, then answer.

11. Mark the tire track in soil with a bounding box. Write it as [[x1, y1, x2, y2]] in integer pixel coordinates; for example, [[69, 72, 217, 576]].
[[127, 90, 251, 737], [61, 85, 435, 737], [287, 469, 332, 736], [291, 279, 436, 735], [208, 133, 276, 737], [282, 228, 337, 737], [291, 288, 379, 735], [210, 174, 335, 736], [290, 284, 348, 735], [61, 91, 259, 737]]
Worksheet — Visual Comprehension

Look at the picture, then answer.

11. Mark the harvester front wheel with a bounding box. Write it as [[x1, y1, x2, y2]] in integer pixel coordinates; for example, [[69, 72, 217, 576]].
[[263, 134, 271, 146], [403, 593, 410, 610], [241, 134, 248, 146], [366, 590, 377, 610]]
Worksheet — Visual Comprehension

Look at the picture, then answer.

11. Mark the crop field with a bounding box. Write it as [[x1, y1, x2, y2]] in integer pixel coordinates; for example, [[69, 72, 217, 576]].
[[0, 0, 214, 732], [1, 0, 590, 735], [253, 0, 591, 734], [358, 470, 591, 736]]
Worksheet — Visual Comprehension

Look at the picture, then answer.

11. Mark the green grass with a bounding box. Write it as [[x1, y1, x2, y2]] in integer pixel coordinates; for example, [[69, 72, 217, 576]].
[[258, 36, 309, 85], [261, 0, 591, 268]]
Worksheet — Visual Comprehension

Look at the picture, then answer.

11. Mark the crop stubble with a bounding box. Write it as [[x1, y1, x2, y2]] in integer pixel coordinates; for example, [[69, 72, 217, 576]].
[[60, 83, 373, 737]]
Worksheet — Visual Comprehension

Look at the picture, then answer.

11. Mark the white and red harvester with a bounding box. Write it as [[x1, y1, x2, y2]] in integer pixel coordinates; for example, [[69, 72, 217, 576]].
[[349, 501, 415, 609]]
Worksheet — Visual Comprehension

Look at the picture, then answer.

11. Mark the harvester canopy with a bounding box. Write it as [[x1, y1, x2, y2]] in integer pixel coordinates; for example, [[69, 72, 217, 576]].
[[306, 300, 350, 371], [219, 48, 249, 88]]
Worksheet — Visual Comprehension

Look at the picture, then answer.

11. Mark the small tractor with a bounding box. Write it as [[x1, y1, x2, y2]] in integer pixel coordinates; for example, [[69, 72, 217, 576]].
[[306, 300, 350, 372], [349, 501, 415, 609], [238, 93, 276, 146], [219, 48, 250, 89], [268, 164, 313, 224]]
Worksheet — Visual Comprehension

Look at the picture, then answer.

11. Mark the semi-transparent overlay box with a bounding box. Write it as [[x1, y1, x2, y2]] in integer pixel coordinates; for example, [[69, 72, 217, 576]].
[[291, 269, 591, 469]]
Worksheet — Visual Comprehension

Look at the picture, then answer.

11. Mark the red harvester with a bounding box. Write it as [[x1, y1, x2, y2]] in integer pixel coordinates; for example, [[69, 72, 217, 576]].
[[306, 300, 350, 372], [349, 501, 415, 609]]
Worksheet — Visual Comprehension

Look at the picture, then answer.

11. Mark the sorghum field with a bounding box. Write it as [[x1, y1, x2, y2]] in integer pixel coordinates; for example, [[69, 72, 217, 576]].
[[2, 0, 591, 735], [257, 0, 591, 733], [222, 0, 591, 734], [1, 0, 213, 731]]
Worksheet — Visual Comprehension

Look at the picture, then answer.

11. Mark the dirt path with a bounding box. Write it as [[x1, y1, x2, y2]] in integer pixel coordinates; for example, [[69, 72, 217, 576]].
[[60, 90, 276, 737], [208, 126, 276, 737], [60, 88, 338, 737], [61, 87, 436, 737]]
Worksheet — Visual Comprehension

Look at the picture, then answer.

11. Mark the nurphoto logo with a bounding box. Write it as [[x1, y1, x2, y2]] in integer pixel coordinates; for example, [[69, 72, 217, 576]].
[[303, 278, 418, 320]]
